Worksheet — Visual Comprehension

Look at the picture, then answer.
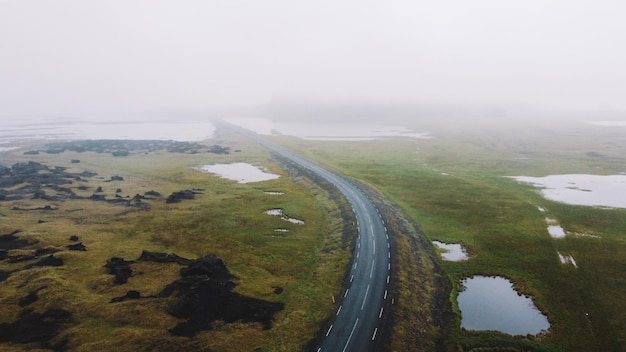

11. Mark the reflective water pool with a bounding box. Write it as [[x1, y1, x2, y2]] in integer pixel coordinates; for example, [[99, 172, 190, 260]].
[[458, 276, 550, 335], [198, 162, 280, 183], [432, 241, 469, 261]]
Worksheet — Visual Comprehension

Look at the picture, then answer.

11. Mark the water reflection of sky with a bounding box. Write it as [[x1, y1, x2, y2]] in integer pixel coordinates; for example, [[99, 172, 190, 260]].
[[512, 174, 626, 208], [198, 162, 280, 183], [226, 118, 430, 140], [432, 241, 468, 261], [0, 118, 215, 143], [458, 276, 550, 335]]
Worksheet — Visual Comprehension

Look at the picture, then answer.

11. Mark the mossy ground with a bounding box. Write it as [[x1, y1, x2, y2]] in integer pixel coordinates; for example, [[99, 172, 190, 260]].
[[0, 128, 350, 351], [267, 118, 625, 352]]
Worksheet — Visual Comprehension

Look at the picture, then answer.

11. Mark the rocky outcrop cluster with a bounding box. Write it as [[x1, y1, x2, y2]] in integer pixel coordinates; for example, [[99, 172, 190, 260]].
[[107, 251, 284, 337]]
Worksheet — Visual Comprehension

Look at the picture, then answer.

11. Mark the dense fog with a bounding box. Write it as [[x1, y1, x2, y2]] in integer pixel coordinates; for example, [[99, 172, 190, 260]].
[[2, 1, 626, 121]]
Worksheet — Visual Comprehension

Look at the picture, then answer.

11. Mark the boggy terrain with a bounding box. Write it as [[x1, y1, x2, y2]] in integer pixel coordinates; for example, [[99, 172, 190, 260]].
[[0, 131, 351, 351]]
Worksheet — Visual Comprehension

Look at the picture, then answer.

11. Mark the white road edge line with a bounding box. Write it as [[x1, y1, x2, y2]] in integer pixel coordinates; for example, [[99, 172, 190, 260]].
[[343, 319, 359, 352], [326, 324, 333, 336]]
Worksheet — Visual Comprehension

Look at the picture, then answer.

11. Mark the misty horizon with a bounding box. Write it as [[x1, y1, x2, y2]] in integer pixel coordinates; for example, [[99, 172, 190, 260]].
[[2, 1, 626, 121]]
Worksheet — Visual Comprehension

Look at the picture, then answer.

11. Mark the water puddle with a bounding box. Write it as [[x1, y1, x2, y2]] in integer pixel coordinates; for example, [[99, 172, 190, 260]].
[[458, 276, 550, 335], [557, 252, 578, 268], [264, 209, 305, 224], [545, 218, 566, 238], [512, 174, 626, 208], [432, 241, 469, 261], [198, 163, 280, 183]]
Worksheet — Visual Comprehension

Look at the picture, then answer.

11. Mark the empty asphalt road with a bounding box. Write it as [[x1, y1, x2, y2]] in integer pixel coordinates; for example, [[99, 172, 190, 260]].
[[235, 125, 392, 352]]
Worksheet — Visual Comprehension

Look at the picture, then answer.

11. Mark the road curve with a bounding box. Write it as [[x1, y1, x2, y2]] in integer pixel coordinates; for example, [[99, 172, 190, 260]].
[[231, 124, 392, 352]]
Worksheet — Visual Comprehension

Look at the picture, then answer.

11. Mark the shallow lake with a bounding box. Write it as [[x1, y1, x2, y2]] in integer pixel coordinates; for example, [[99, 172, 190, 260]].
[[432, 241, 468, 261], [0, 118, 215, 145], [198, 163, 280, 183], [225, 117, 430, 141], [512, 174, 626, 208], [458, 276, 550, 335]]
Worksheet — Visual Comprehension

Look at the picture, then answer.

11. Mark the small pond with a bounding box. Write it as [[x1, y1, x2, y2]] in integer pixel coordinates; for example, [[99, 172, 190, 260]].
[[264, 209, 305, 224], [458, 276, 550, 335], [198, 163, 280, 183], [432, 241, 468, 261], [545, 218, 566, 238]]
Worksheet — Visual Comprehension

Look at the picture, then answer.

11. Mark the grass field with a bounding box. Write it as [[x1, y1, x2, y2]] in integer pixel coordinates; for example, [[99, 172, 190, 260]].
[[2, 118, 624, 352], [0, 128, 351, 352], [266, 117, 626, 352]]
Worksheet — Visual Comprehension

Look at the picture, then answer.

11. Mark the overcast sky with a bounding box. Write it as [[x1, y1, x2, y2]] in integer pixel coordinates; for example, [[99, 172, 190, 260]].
[[1, 0, 625, 120]]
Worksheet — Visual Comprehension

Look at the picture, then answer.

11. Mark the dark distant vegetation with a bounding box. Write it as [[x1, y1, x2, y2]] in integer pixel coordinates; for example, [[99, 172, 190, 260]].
[[25, 140, 231, 156]]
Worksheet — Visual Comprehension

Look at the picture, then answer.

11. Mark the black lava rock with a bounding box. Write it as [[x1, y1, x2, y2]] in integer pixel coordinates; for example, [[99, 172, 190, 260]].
[[165, 190, 196, 203], [104, 257, 134, 284]]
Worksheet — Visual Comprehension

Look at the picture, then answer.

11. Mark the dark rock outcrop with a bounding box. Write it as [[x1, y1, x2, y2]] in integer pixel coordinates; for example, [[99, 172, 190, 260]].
[[158, 254, 283, 336], [137, 250, 192, 265], [25, 255, 63, 268], [33, 247, 60, 256], [105, 175, 124, 182], [0, 270, 14, 282], [144, 190, 161, 197], [110, 290, 142, 303], [0, 309, 71, 348], [109, 252, 284, 337], [8, 255, 36, 263], [0, 230, 34, 249], [19, 287, 47, 307], [166, 190, 196, 203], [104, 257, 134, 284], [67, 242, 87, 251]]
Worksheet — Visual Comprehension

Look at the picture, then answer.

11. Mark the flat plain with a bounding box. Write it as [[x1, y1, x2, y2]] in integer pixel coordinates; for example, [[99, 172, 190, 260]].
[[268, 116, 625, 352], [1, 116, 625, 352]]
